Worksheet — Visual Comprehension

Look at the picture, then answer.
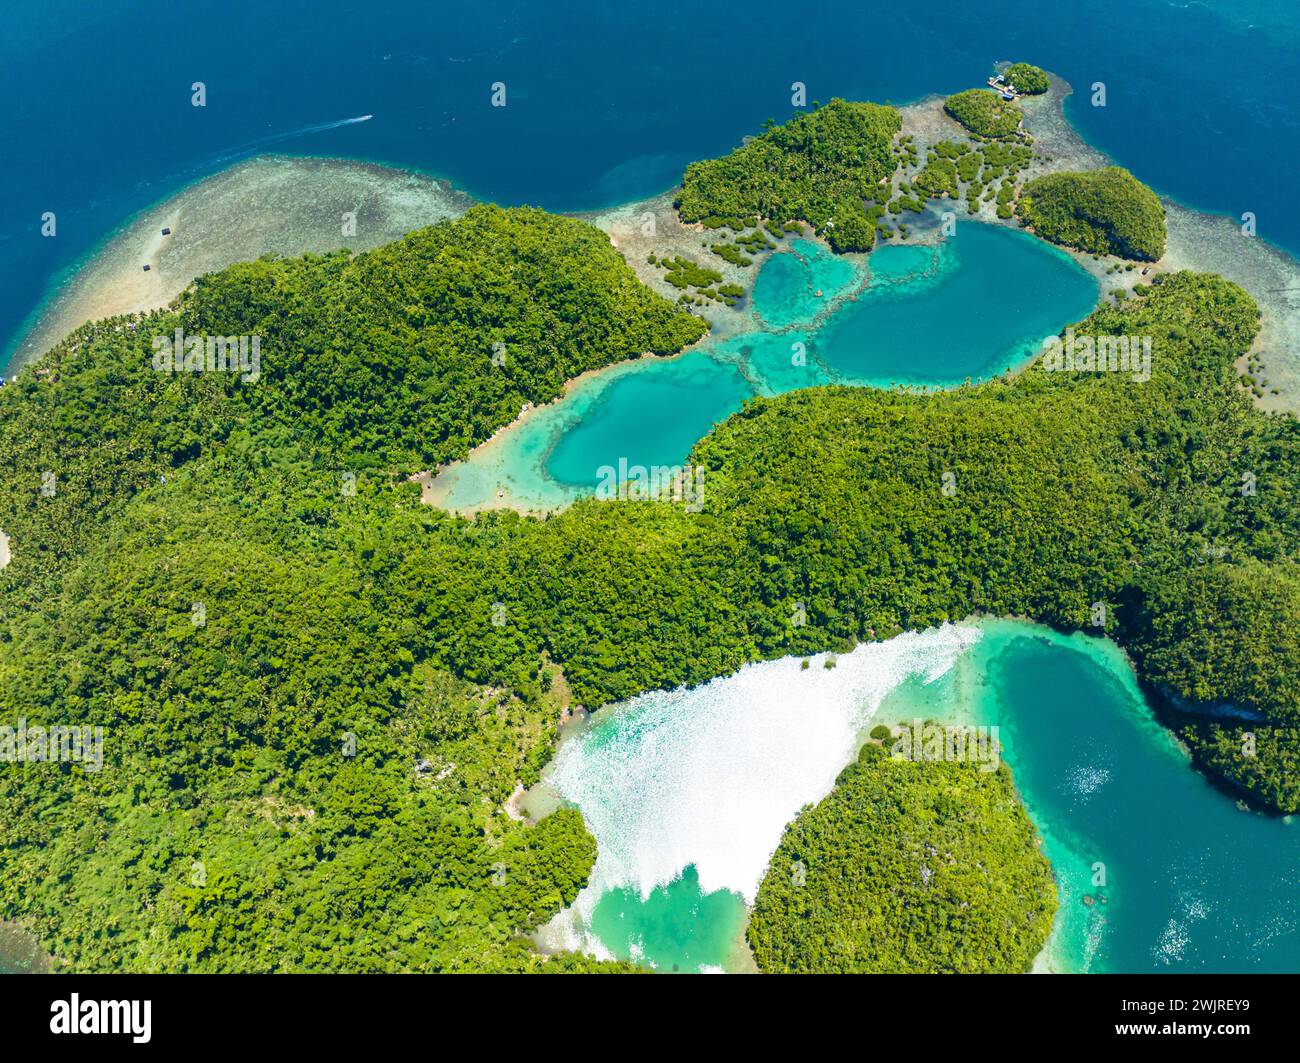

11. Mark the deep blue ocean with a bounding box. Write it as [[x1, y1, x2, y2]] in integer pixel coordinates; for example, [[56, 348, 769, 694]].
[[4, 0, 1299, 369]]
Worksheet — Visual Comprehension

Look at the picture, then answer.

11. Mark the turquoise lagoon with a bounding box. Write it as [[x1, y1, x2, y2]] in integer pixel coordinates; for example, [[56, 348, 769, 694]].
[[534, 620, 1300, 973], [890, 621, 1300, 973], [430, 223, 1098, 512]]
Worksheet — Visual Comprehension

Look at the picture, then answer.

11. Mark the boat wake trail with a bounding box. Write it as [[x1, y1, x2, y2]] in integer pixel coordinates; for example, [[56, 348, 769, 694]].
[[206, 115, 375, 168]]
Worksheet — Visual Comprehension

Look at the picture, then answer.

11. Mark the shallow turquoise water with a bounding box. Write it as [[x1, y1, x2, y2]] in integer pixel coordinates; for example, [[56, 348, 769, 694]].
[[535, 625, 986, 971], [434, 223, 1098, 508], [751, 238, 860, 328], [548, 224, 1096, 486], [545, 352, 753, 489], [812, 225, 1099, 386], [880, 620, 1300, 972], [588, 865, 748, 973]]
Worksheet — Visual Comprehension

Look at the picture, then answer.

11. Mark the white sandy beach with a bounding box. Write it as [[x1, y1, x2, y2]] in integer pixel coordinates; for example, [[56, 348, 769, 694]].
[[10, 155, 472, 369]]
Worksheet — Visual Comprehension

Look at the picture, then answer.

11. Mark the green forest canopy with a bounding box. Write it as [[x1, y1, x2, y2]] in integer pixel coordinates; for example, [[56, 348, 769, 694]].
[[0, 147, 1297, 972], [1004, 62, 1050, 95], [748, 741, 1056, 973], [676, 98, 901, 252], [183, 203, 708, 470], [1016, 167, 1167, 260], [943, 88, 1024, 139]]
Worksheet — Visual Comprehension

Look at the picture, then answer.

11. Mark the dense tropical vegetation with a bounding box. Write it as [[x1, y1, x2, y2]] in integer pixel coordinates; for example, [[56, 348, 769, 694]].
[[676, 99, 901, 251], [1017, 167, 1167, 260], [1004, 62, 1050, 95], [747, 740, 1056, 972], [943, 88, 1024, 140], [192, 203, 707, 469], [0, 126, 1296, 972], [0, 206, 704, 973]]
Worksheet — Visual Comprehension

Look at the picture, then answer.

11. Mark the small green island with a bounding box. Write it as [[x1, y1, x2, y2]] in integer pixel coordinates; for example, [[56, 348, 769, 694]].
[[1004, 62, 1050, 95], [748, 740, 1057, 973], [943, 87, 1025, 140], [1017, 166, 1167, 260]]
